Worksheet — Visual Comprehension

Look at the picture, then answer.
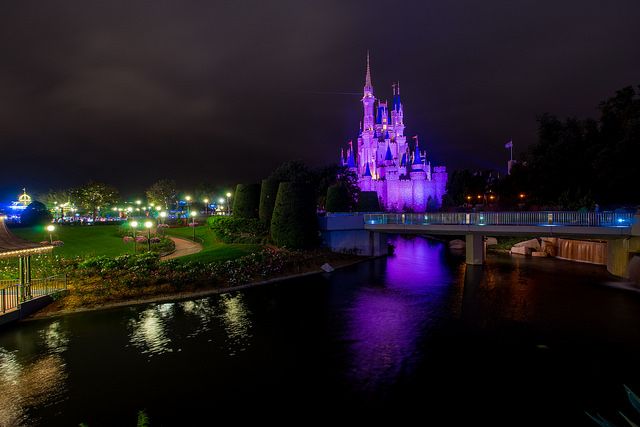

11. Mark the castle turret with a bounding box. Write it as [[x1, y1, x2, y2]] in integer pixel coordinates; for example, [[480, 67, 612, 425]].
[[362, 52, 375, 132]]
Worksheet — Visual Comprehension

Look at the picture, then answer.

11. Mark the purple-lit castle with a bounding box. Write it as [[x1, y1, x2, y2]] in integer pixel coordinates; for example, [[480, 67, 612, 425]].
[[341, 55, 448, 212]]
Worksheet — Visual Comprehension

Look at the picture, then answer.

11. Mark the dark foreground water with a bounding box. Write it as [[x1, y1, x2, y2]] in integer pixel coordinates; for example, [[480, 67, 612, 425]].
[[1, 236, 640, 426]]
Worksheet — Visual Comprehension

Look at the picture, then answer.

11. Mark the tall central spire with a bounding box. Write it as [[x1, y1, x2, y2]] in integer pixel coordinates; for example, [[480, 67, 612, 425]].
[[364, 50, 373, 93]]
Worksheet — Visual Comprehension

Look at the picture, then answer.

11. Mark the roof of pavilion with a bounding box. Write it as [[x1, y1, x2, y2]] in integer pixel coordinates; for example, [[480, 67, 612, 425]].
[[0, 218, 53, 259]]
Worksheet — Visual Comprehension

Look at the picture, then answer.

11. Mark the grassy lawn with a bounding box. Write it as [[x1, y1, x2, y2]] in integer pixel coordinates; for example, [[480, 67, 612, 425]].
[[9, 224, 261, 263], [164, 226, 262, 263], [11, 224, 132, 258]]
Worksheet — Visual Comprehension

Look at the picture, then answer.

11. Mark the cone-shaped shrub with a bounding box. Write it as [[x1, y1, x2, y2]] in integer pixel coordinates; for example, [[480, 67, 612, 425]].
[[357, 191, 381, 212], [232, 183, 260, 218], [259, 178, 279, 225], [325, 184, 351, 212], [270, 182, 317, 248]]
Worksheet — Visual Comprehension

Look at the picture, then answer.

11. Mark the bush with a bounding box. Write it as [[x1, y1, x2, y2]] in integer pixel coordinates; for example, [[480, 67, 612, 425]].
[[357, 191, 381, 212], [326, 184, 352, 212], [259, 178, 279, 226], [232, 183, 261, 218], [207, 216, 268, 244], [270, 182, 318, 249]]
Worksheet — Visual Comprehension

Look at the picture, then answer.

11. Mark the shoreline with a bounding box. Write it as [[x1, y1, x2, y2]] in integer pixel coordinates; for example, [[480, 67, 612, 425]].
[[24, 256, 376, 321]]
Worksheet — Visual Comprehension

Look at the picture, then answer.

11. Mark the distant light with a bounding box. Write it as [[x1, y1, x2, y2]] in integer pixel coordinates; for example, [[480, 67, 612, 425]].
[[219, 197, 225, 204], [226, 192, 232, 198], [190, 211, 197, 217], [160, 212, 167, 218], [203, 198, 209, 204], [185, 196, 191, 201], [135, 200, 142, 205], [519, 193, 526, 199], [130, 221, 139, 228], [144, 221, 153, 229], [46, 225, 55, 232], [477, 195, 482, 199]]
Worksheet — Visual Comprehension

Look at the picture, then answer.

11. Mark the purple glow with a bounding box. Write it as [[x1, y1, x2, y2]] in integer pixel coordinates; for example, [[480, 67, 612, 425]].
[[344, 236, 452, 388], [342, 56, 448, 212]]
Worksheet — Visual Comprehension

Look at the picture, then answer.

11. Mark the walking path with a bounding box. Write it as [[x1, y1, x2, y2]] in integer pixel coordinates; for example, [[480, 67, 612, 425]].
[[161, 237, 203, 260]]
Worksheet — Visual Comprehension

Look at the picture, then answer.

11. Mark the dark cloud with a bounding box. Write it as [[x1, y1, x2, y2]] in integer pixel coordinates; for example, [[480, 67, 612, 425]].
[[1, 0, 639, 200]]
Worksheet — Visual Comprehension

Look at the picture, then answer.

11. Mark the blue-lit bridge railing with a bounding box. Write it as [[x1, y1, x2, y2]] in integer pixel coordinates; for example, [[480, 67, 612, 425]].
[[0, 275, 68, 314], [364, 211, 636, 228]]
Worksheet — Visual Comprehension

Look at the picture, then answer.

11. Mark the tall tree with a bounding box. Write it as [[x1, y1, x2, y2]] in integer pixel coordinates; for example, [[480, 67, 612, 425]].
[[72, 181, 119, 220], [146, 179, 178, 210]]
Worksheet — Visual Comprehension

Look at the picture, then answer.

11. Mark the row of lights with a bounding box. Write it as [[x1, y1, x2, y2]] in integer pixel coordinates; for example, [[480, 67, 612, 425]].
[[465, 193, 526, 202]]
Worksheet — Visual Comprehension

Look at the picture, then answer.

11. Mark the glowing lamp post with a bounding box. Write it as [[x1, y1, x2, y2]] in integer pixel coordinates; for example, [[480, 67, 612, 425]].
[[190, 211, 197, 241], [218, 198, 225, 215], [226, 192, 232, 215], [130, 221, 139, 253], [144, 221, 153, 251], [46, 224, 55, 244], [203, 198, 209, 216]]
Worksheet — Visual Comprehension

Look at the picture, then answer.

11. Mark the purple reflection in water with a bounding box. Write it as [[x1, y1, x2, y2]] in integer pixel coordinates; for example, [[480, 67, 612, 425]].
[[344, 236, 454, 389]]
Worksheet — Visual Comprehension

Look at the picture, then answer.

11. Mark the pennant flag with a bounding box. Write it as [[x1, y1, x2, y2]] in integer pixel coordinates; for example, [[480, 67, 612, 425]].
[[504, 140, 513, 149]]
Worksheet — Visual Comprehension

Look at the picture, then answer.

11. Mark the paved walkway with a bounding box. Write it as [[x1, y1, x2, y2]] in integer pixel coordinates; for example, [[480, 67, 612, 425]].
[[161, 237, 203, 260]]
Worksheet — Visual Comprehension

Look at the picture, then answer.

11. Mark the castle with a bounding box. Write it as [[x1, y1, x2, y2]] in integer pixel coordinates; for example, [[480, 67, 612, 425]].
[[341, 54, 448, 212]]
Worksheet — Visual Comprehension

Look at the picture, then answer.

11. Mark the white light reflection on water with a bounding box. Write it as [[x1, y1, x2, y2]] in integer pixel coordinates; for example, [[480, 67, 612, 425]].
[[128, 303, 175, 356], [41, 321, 70, 353], [181, 299, 216, 338], [220, 294, 253, 356], [0, 348, 67, 426]]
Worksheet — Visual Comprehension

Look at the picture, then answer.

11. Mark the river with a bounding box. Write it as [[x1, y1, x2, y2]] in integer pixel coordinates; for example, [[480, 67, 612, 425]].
[[1, 236, 639, 426]]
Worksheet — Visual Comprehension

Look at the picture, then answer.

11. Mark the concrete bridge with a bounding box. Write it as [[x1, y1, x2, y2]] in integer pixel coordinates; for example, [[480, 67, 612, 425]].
[[319, 211, 640, 278]]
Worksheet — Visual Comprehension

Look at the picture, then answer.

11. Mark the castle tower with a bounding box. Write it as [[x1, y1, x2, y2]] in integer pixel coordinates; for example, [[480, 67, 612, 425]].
[[362, 52, 375, 132]]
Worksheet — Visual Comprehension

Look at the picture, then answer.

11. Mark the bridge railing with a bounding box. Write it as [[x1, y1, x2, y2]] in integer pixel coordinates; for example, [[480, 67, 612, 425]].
[[364, 211, 636, 227], [1, 275, 67, 313]]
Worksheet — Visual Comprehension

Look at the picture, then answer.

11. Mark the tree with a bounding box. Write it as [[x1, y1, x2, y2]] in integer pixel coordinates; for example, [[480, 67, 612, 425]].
[[325, 184, 351, 212], [270, 182, 318, 248], [20, 201, 52, 226], [232, 183, 261, 218], [259, 178, 279, 226], [313, 164, 359, 211], [146, 179, 178, 210], [72, 181, 119, 220]]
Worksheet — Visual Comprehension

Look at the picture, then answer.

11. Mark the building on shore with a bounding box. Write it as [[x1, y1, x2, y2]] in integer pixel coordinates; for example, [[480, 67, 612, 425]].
[[341, 54, 447, 212]]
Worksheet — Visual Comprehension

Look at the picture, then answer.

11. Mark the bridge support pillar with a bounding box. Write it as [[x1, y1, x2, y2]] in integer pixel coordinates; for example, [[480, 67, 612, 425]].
[[465, 234, 484, 265], [607, 237, 640, 278]]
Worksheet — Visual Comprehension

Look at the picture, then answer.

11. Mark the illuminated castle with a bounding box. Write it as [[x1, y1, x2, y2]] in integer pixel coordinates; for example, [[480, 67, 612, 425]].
[[341, 54, 447, 212]]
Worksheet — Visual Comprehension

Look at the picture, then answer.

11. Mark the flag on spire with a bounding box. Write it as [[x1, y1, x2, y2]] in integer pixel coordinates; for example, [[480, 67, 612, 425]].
[[504, 140, 513, 149]]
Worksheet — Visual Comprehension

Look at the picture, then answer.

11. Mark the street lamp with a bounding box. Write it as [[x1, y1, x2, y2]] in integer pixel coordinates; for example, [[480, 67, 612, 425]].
[[144, 221, 153, 251], [190, 211, 197, 241], [226, 192, 232, 215], [203, 198, 209, 216], [218, 198, 225, 215], [46, 224, 55, 244], [130, 221, 139, 253]]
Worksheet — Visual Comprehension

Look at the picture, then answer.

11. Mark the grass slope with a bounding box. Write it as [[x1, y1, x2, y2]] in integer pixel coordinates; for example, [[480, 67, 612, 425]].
[[11, 224, 131, 258], [163, 226, 261, 263]]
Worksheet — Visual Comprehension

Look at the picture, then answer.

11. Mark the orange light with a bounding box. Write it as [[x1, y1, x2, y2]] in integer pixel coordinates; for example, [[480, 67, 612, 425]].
[[489, 195, 495, 200], [477, 195, 482, 199], [466, 196, 472, 200], [519, 193, 525, 199]]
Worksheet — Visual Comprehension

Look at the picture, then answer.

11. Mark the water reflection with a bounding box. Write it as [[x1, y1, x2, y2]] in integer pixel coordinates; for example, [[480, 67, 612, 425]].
[[345, 236, 453, 389], [128, 303, 175, 356], [0, 349, 67, 426], [220, 293, 252, 355]]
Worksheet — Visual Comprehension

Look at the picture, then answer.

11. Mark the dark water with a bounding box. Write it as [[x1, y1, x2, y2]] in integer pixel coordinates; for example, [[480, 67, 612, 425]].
[[1, 236, 640, 426]]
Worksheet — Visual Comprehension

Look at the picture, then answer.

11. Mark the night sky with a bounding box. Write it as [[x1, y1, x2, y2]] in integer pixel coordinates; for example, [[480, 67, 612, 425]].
[[1, 0, 639, 200]]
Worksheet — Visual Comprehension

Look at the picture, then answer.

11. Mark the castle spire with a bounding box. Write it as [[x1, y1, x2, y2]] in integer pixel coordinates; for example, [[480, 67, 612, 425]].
[[364, 51, 373, 94]]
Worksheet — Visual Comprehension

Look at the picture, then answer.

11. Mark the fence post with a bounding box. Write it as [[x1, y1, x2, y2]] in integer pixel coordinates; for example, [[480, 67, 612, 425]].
[[1, 288, 4, 313]]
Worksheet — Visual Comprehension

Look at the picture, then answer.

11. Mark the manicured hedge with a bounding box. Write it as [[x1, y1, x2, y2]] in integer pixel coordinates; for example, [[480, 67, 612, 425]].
[[207, 216, 268, 244], [357, 191, 381, 212], [270, 182, 318, 249], [325, 184, 351, 212], [259, 178, 279, 226], [232, 183, 260, 218]]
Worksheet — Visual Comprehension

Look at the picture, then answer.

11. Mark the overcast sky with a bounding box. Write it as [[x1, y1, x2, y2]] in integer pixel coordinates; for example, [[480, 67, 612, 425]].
[[1, 0, 639, 200]]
